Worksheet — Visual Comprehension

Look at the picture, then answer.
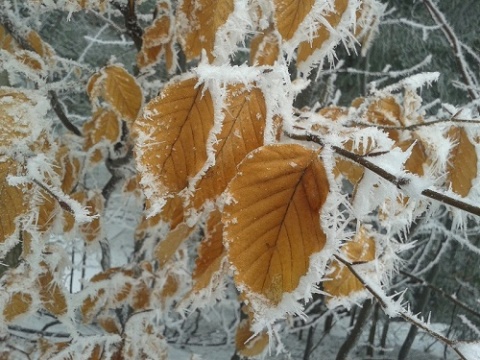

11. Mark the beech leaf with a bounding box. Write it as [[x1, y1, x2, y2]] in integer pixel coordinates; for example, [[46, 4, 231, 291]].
[[273, 0, 315, 41], [223, 144, 329, 305], [447, 127, 477, 197]]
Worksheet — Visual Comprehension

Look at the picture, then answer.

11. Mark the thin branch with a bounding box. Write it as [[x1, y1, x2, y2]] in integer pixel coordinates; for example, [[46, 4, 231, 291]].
[[353, 117, 480, 131], [48, 90, 82, 136], [110, 0, 143, 51], [400, 270, 480, 320], [286, 131, 480, 217], [422, 0, 479, 103], [334, 255, 467, 360]]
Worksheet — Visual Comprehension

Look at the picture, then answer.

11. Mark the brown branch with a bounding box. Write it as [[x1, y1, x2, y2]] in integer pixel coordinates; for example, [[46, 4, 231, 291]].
[[48, 90, 82, 137], [400, 270, 480, 320], [353, 117, 480, 131], [422, 0, 479, 103], [110, 0, 143, 51], [334, 255, 467, 360], [286, 131, 480, 217]]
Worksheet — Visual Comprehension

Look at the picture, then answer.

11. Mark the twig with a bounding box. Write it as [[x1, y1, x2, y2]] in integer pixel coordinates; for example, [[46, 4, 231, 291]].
[[400, 270, 480, 320], [334, 255, 467, 360], [422, 0, 479, 104], [353, 117, 480, 131], [48, 90, 82, 136], [8, 325, 70, 339], [110, 0, 143, 51], [286, 131, 480, 217]]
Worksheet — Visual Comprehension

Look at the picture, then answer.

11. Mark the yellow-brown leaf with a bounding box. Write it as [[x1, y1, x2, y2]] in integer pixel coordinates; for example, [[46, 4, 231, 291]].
[[38, 264, 68, 316], [191, 209, 226, 293], [397, 139, 427, 176], [190, 84, 267, 209], [154, 222, 194, 268], [236, 317, 269, 357], [273, 0, 315, 41], [297, 0, 349, 69], [3, 292, 33, 322], [223, 144, 329, 305], [178, 0, 234, 61], [447, 127, 477, 197], [133, 77, 214, 201], [250, 27, 280, 66], [324, 226, 375, 299], [0, 160, 26, 246]]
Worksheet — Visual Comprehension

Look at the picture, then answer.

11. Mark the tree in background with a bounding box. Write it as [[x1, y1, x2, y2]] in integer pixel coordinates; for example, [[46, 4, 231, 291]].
[[0, 0, 479, 359]]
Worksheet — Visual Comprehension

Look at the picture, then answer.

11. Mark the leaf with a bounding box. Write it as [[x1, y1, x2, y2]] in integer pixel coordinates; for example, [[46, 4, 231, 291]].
[[38, 263, 68, 316], [36, 190, 59, 233], [131, 282, 151, 310], [80, 191, 104, 244], [81, 289, 105, 322], [397, 139, 427, 176], [273, 0, 315, 41], [0, 159, 26, 249], [191, 209, 226, 294], [190, 83, 267, 209], [26, 30, 56, 65], [98, 315, 121, 334], [88, 66, 143, 124], [154, 222, 195, 268], [223, 144, 330, 305], [3, 292, 33, 322], [83, 109, 122, 148], [177, 0, 234, 61], [133, 76, 215, 204], [250, 27, 280, 66], [447, 127, 477, 197], [324, 226, 376, 300], [297, 0, 349, 70], [235, 316, 269, 357]]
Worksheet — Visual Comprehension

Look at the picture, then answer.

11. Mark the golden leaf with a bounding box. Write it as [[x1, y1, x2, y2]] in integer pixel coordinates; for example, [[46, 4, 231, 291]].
[[250, 27, 280, 66], [133, 77, 214, 200], [131, 282, 151, 310], [397, 139, 427, 176], [273, 0, 315, 41], [297, 0, 349, 68], [83, 109, 122, 149], [26, 30, 55, 64], [98, 315, 121, 334], [88, 66, 143, 124], [178, 0, 234, 61], [190, 84, 267, 209], [223, 144, 330, 305], [447, 127, 477, 197], [154, 222, 194, 268], [36, 190, 59, 233], [80, 191, 104, 244], [160, 272, 179, 306], [0, 159, 26, 247], [236, 317, 269, 357], [324, 226, 375, 299], [38, 263, 68, 316], [81, 289, 105, 322], [191, 209, 226, 293], [3, 292, 33, 322]]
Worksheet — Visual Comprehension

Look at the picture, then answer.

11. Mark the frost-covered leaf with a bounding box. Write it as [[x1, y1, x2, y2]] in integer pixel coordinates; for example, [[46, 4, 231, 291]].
[[191, 209, 226, 295], [190, 83, 267, 209], [0, 88, 50, 154], [250, 27, 280, 66], [223, 144, 329, 305], [235, 315, 269, 357], [397, 138, 427, 176], [447, 127, 477, 197], [177, 0, 234, 61], [324, 226, 375, 300], [297, 0, 349, 73], [134, 76, 214, 208], [3, 292, 33, 322], [37, 262, 68, 316], [154, 222, 194, 268], [83, 109, 122, 148], [0, 159, 26, 251], [88, 66, 143, 124], [273, 0, 315, 41]]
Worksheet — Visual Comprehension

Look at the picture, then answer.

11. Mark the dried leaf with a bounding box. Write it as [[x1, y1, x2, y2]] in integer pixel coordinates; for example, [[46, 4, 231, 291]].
[[273, 0, 315, 41], [131, 282, 151, 310], [447, 127, 477, 197], [81, 289, 105, 322], [154, 222, 194, 268], [223, 144, 329, 305], [26, 30, 55, 64], [297, 0, 349, 69], [84, 109, 122, 149], [250, 27, 280, 66], [178, 0, 234, 61], [38, 263, 68, 316], [3, 292, 33, 322], [134, 77, 214, 203], [0, 159, 26, 248], [190, 84, 267, 209], [98, 315, 121, 334], [191, 209, 226, 293], [397, 139, 427, 176], [236, 317, 269, 357], [324, 226, 375, 299]]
